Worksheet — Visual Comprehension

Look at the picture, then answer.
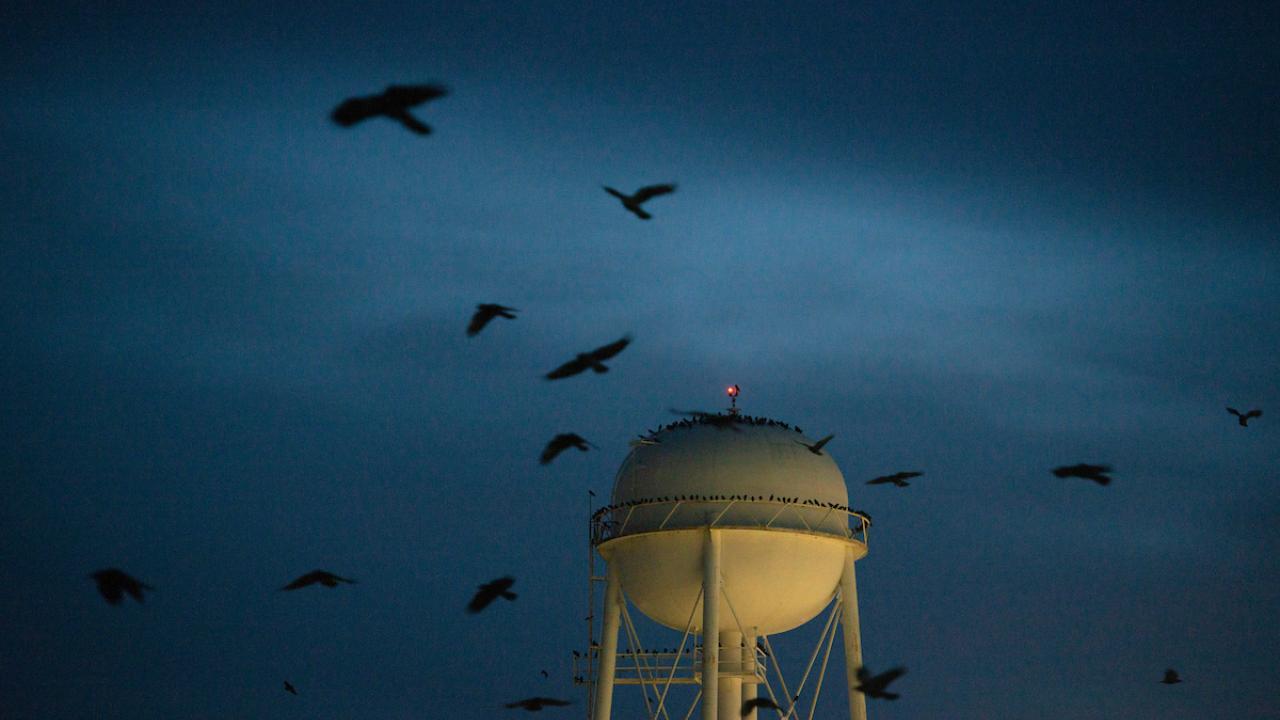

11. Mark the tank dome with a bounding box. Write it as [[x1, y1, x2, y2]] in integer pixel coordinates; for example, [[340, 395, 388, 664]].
[[595, 415, 866, 635]]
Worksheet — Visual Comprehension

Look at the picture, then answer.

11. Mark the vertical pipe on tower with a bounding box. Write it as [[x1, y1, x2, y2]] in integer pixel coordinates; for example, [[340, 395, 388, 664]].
[[718, 631, 742, 720], [701, 529, 722, 720], [594, 561, 623, 720], [741, 629, 757, 720], [839, 547, 867, 720]]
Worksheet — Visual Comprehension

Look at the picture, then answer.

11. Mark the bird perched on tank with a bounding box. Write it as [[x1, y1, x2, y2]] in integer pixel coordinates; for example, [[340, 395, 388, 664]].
[[280, 570, 357, 591], [330, 84, 448, 135], [505, 697, 571, 711], [866, 471, 921, 487], [545, 335, 632, 379], [90, 568, 153, 605], [855, 666, 906, 700], [1051, 464, 1113, 486], [741, 697, 780, 715], [1227, 407, 1262, 426], [1160, 668, 1182, 684], [468, 576, 517, 613], [467, 304, 518, 336], [796, 434, 834, 455], [541, 433, 594, 465], [602, 183, 676, 220]]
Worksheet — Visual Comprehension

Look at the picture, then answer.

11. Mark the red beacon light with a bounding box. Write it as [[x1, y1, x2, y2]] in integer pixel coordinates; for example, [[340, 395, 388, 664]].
[[727, 384, 740, 398]]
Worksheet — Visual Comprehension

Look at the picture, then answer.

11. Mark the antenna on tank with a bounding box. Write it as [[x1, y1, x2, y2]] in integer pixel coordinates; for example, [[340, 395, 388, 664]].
[[726, 384, 741, 415]]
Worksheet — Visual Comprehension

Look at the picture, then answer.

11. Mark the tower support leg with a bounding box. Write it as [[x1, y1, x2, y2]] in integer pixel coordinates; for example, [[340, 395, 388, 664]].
[[718, 631, 742, 720], [701, 529, 721, 720], [741, 630, 757, 720], [594, 562, 623, 720], [840, 548, 867, 720]]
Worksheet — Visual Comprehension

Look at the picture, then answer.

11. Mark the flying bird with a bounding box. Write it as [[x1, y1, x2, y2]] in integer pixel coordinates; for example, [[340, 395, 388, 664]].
[[468, 576, 517, 613], [541, 433, 594, 465], [90, 568, 153, 605], [741, 697, 781, 715], [1227, 407, 1262, 426], [468, 304, 518, 336], [796, 434, 834, 455], [1051, 464, 1113, 486], [602, 183, 676, 220], [866, 471, 921, 487], [284, 681, 298, 695], [330, 84, 448, 135], [540, 670, 549, 679], [1160, 668, 1182, 684], [280, 570, 357, 591], [855, 666, 906, 700], [505, 697, 571, 711], [545, 335, 632, 379]]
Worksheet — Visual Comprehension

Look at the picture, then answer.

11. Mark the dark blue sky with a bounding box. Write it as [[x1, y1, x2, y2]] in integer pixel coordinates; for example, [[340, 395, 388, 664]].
[[2, 2, 1277, 718]]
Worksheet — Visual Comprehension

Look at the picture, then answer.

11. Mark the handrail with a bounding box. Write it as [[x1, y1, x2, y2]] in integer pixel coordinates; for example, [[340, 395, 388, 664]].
[[589, 497, 870, 546]]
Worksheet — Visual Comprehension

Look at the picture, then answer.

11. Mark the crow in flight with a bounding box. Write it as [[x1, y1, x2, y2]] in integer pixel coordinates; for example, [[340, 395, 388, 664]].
[[602, 183, 676, 220], [468, 304, 518, 336], [1160, 668, 1182, 684], [741, 697, 781, 715], [796, 434, 834, 455], [505, 697, 571, 711], [545, 336, 632, 379], [284, 681, 298, 695], [1227, 407, 1262, 426], [280, 570, 357, 591], [855, 666, 906, 700], [331, 84, 448, 135], [541, 433, 594, 465], [866, 471, 921, 487], [469, 576, 517, 613], [1051, 464, 1113, 486], [90, 569, 153, 605]]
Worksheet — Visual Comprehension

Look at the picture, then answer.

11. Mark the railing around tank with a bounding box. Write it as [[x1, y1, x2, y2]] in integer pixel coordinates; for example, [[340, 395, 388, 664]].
[[589, 497, 870, 546]]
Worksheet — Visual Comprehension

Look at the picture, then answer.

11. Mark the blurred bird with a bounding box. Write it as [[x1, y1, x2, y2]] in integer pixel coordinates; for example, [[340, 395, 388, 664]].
[[468, 304, 518, 336], [280, 570, 356, 591], [602, 183, 676, 220], [541, 433, 594, 465], [741, 697, 780, 715], [796, 434, 834, 455], [545, 336, 632, 379], [284, 681, 298, 695], [468, 576, 517, 613], [330, 84, 448, 135], [1227, 407, 1262, 426], [540, 670, 549, 679], [90, 568, 153, 605], [1051, 464, 1113, 486], [855, 666, 906, 700], [1161, 668, 1182, 684], [505, 697, 571, 711], [866, 471, 921, 487]]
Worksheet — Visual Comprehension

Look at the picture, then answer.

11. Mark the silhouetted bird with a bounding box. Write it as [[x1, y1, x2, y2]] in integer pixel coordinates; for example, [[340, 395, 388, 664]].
[[796, 434, 834, 455], [741, 697, 780, 715], [90, 568, 153, 605], [602, 183, 676, 220], [866, 471, 921, 487], [505, 697, 571, 711], [541, 433, 594, 465], [540, 670, 549, 678], [468, 576, 517, 613], [545, 336, 632, 379], [1051, 464, 1113, 486], [1161, 668, 1182, 684], [468, 304, 518, 336], [331, 84, 448, 135], [280, 570, 356, 591], [284, 681, 298, 695], [855, 666, 906, 700], [1227, 407, 1262, 426]]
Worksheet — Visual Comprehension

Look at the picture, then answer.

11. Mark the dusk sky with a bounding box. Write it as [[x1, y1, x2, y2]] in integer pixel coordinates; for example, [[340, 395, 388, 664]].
[[2, 2, 1278, 719]]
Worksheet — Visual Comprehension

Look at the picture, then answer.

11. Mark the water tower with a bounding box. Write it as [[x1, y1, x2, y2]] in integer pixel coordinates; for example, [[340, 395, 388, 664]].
[[581, 395, 871, 720]]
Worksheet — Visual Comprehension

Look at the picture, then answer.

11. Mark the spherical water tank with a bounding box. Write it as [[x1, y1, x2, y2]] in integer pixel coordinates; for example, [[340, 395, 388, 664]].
[[595, 418, 867, 635]]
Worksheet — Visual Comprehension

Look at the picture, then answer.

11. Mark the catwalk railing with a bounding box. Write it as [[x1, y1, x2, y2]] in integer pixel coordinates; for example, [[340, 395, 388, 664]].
[[589, 497, 870, 546]]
